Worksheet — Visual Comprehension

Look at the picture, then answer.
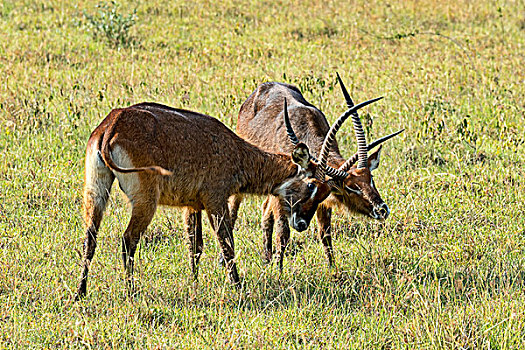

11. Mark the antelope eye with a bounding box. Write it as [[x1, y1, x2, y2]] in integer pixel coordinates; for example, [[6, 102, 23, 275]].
[[307, 183, 316, 192]]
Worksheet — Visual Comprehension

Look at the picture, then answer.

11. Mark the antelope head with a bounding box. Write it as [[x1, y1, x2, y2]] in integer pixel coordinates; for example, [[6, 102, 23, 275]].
[[275, 140, 332, 231], [284, 73, 404, 220]]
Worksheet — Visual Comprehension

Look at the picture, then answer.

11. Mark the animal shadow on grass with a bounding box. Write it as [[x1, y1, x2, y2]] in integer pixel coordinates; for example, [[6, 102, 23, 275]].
[[331, 220, 388, 240], [120, 255, 525, 326]]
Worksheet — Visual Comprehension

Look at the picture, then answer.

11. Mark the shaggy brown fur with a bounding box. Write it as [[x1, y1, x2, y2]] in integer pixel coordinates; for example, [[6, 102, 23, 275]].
[[77, 102, 331, 298]]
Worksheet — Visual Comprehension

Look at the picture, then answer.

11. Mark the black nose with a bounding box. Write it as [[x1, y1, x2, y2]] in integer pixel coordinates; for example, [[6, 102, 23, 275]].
[[375, 203, 390, 219], [297, 221, 307, 231]]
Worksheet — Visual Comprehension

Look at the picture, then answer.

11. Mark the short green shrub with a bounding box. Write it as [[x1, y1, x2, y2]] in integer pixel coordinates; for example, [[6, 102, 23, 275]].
[[84, 1, 138, 48]]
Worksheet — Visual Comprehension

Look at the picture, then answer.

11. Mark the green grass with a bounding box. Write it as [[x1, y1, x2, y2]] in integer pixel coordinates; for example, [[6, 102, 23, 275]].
[[1, 0, 524, 348]]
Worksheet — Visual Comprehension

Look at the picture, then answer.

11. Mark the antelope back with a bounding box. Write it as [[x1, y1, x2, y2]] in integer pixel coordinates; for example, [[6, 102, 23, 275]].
[[237, 83, 342, 158]]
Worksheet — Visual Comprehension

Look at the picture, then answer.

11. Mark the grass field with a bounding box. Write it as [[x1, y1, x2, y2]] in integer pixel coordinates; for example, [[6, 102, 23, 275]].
[[1, 0, 525, 348]]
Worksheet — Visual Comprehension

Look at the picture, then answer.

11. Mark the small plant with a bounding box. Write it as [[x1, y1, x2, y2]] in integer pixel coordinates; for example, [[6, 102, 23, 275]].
[[418, 96, 456, 141], [456, 115, 478, 146], [84, 1, 138, 49]]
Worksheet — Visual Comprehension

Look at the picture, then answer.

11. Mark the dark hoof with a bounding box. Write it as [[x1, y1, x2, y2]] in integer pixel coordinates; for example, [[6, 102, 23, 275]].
[[261, 251, 273, 264], [76, 284, 87, 301], [218, 254, 226, 267]]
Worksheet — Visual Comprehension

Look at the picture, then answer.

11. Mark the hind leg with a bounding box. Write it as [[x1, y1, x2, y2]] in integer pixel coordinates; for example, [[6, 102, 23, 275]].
[[183, 207, 203, 280], [121, 193, 158, 295], [77, 152, 115, 299]]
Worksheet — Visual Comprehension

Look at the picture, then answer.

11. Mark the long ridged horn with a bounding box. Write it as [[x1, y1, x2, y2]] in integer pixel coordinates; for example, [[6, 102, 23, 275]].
[[338, 129, 405, 172], [336, 73, 369, 169], [316, 97, 384, 179], [353, 112, 368, 169], [282, 98, 349, 179], [309, 153, 348, 178], [310, 155, 349, 179], [336, 72, 355, 108], [283, 98, 299, 145], [324, 163, 348, 179]]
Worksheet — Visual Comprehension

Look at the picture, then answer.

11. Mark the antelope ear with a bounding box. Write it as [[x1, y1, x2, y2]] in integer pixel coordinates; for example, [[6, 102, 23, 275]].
[[368, 145, 382, 171], [291, 142, 311, 169]]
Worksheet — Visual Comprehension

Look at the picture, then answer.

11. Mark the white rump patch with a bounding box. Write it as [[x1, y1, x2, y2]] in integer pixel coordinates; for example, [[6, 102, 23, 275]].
[[111, 145, 140, 198]]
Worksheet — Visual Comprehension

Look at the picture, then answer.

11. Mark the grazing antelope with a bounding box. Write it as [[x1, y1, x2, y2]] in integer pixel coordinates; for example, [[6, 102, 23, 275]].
[[77, 101, 382, 298], [231, 74, 403, 269]]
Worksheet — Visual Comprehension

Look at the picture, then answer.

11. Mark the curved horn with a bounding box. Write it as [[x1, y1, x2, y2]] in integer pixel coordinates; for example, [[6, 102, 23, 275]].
[[336, 72, 354, 108], [336, 72, 368, 169], [353, 111, 368, 169], [283, 98, 299, 145], [316, 97, 384, 179], [338, 129, 405, 172], [324, 164, 348, 179], [308, 154, 348, 179], [283, 97, 349, 179]]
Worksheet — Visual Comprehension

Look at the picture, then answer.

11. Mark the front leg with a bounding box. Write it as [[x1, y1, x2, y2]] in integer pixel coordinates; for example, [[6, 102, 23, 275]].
[[216, 194, 243, 267], [261, 196, 275, 263], [228, 194, 243, 229], [206, 205, 240, 285], [316, 203, 335, 267], [273, 197, 291, 272]]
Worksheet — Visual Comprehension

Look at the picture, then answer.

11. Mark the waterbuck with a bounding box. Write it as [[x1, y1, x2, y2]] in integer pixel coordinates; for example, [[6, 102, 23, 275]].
[[76, 100, 379, 297], [231, 74, 403, 269]]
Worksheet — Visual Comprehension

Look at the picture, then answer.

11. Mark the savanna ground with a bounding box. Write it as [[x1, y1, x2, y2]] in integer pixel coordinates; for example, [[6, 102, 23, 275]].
[[1, 0, 524, 348]]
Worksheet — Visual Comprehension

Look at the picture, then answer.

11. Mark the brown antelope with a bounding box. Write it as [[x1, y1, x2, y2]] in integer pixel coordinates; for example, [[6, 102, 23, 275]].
[[76, 101, 384, 298], [231, 74, 403, 269]]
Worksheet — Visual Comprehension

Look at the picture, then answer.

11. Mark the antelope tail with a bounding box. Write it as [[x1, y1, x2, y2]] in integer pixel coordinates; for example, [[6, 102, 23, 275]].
[[98, 113, 173, 176]]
